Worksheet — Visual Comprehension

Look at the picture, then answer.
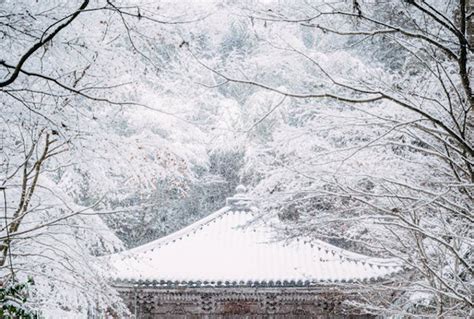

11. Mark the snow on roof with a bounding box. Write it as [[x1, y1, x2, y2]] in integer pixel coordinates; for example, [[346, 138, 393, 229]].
[[107, 186, 402, 287]]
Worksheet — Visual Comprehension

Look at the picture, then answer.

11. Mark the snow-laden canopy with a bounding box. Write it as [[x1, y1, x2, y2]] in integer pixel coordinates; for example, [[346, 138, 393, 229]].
[[107, 187, 402, 287]]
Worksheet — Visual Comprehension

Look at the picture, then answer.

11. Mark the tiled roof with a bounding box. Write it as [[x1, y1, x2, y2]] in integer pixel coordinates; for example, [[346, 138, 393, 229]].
[[107, 188, 402, 287]]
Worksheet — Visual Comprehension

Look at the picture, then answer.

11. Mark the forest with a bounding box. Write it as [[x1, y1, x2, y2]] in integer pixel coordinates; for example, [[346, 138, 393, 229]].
[[0, 0, 472, 317]]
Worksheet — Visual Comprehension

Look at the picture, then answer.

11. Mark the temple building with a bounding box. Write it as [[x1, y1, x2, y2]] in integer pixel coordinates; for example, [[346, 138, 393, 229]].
[[107, 186, 402, 318]]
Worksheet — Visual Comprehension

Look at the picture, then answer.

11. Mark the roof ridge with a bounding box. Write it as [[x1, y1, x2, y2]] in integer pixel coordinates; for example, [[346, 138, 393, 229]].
[[116, 206, 255, 256], [305, 239, 401, 267], [260, 221, 401, 268]]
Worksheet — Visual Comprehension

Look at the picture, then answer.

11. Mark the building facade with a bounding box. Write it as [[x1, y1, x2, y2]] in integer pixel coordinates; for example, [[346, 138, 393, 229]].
[[108, 186, 402, 318]]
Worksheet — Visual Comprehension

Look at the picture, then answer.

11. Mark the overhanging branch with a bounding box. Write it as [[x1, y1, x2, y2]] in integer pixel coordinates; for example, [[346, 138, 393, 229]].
[[0, 0, 90, 88]]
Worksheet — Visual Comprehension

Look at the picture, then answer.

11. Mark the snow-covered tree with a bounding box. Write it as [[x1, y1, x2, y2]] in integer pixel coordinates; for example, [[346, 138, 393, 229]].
[[1, 0, 471, 317], [193, 0, 472, 316], [0, 0, 216, 316]]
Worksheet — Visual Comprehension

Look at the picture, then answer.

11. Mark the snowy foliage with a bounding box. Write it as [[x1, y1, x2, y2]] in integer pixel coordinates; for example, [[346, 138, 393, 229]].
[[0, 0, 472, 317]]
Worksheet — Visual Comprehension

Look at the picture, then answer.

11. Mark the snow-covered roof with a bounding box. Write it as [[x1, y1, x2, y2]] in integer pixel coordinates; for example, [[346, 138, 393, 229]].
[[108, 186, 402, 287]]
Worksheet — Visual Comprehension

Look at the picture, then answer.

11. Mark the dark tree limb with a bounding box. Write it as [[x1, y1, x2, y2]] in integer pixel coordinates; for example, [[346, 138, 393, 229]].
[[0, 0, 89, 88]]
